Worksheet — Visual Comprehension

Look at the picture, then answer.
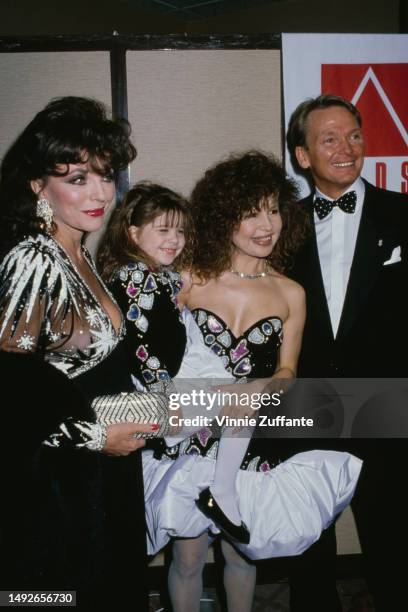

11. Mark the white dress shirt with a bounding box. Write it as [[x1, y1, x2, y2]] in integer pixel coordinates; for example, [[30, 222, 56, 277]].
[[314, 177, 365, 337]]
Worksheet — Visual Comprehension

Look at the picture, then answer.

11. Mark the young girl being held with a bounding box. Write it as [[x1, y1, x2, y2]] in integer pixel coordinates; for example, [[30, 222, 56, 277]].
[[97, 181, 254, 543]]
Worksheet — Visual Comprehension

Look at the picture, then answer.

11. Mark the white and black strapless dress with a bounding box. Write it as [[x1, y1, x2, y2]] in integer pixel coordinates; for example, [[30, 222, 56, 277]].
[[143, 308, 362, 560]]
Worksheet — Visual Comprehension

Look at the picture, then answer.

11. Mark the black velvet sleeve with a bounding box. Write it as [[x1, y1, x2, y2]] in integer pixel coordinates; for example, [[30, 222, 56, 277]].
[[109, 262, 187, 392]]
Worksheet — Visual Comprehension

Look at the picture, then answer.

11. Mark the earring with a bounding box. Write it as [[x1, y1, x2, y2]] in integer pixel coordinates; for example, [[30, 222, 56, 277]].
[[36, 198, 53, 233]]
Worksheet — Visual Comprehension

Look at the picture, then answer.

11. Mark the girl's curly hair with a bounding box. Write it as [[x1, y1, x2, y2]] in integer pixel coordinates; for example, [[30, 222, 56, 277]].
[[0, 96, 136, 258], [97, 181, 192, 281], [181, 150, 309, 278]]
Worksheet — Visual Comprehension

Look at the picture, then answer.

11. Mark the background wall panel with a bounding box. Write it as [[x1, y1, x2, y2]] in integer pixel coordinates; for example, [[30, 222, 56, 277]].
[[127, 49, 281, 197], [0, 51, 111, 163]]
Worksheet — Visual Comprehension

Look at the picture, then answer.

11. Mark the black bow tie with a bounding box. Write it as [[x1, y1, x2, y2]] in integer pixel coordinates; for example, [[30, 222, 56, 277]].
[[314, 191, 357, 220]]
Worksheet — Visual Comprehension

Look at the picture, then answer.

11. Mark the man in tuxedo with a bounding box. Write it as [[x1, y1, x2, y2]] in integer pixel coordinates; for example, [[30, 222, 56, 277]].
[[286, 94, 408, 611]]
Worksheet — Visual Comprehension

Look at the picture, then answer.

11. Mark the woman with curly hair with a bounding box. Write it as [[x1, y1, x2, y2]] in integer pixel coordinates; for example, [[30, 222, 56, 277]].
[[142, 151, 361, 612], [0, 97, 167, 610]]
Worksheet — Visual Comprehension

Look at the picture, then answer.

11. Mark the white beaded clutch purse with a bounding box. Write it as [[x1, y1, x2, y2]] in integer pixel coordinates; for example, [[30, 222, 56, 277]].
[[92, 391, 169, 438]]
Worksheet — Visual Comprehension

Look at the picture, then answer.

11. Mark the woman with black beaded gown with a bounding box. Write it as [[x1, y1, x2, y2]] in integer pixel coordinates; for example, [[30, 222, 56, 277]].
[[0, 97, 166, 610], [142, 152, 360, 611]]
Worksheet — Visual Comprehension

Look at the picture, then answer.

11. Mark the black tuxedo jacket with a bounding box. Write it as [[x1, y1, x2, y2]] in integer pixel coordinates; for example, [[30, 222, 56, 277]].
[[290, 180, 408, 378]]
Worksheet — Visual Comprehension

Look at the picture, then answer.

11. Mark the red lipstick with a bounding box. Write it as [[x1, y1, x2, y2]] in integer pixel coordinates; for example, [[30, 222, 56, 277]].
[[84, 208, 104, 217]]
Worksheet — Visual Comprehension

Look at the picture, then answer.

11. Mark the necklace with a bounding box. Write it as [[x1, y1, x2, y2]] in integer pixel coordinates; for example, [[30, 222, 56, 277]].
[[229, 267, 269, 279]]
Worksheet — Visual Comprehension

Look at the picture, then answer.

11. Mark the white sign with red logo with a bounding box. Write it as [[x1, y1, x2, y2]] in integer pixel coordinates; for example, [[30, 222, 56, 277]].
[[282, 34, 408, 196]]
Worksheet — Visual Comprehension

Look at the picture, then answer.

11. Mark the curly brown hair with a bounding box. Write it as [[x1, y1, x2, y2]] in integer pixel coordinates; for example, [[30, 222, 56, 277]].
[[181, 151, 309, 278], [97, 181, 192, 281]]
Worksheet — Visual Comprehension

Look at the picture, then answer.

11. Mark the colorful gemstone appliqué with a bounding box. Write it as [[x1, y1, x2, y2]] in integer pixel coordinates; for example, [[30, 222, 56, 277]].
[[142, 370, 155, 383], [207, 315, 223, 333], [221, 355, 230, 368], [271, 318, 282, 332], [262, 321, 273, 336], [230, 339, 248, 363], [147, 356, 160, 370], [144, 274, 157, 292], [131, 270, 144, 284], [197, 310, 206, 326], [136, 345, 148, 361], [135, 314, 149, 332], [217, 330, 232, 348], [248, 327, 265, 344], [158, 370, 170, 381], [211, 343, 223, 356], [197, 427, 213, 447], [126, 282, 139, 298], [233, 358, 251, 376], [126, 304, 140, 321], [138, 293, 154, 310]]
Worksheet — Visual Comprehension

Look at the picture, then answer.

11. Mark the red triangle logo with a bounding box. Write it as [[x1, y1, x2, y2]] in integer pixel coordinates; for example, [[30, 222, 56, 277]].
[[322, 64, 408, 157], [356, 78, 406, 156]]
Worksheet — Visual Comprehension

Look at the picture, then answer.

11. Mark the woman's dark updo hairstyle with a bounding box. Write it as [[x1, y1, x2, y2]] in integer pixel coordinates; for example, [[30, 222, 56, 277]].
[[0, 96, 136, 257], [182, 150, 309, 278]]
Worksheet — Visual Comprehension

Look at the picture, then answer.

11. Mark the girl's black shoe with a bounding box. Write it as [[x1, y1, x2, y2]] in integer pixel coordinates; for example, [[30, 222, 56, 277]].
[[196, 487, 250, 545]]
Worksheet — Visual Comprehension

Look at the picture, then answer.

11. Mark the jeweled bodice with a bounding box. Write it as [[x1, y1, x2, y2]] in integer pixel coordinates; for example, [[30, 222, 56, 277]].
[[161, 308, 285, 472], [192, 309, 283, 379]]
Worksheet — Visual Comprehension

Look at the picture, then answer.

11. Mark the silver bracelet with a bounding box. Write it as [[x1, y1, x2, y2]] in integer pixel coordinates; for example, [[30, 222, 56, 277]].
[[84, 422, 108, 452]]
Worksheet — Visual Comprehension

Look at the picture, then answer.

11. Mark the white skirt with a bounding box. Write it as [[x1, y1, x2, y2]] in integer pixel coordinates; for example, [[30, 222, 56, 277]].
[[143, 449, 362, 560]]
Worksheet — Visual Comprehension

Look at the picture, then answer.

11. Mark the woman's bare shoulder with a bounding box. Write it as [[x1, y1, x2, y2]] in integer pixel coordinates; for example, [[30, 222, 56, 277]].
[[271, 272, 305, 302]]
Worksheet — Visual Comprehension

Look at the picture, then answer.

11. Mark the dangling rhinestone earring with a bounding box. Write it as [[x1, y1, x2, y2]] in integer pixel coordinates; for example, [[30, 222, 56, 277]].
[[36, 198, 53, 233]]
